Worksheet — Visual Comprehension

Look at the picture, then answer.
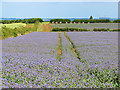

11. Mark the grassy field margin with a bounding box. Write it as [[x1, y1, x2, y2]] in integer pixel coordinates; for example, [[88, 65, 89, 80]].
[[1, 22, 39, 40]]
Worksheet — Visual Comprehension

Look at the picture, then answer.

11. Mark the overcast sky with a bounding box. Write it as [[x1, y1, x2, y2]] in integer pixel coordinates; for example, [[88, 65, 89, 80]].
[[1, 0, 119, 18]]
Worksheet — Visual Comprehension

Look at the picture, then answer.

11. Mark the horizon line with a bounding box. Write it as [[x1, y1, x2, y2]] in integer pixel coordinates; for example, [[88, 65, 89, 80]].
[[1, 17, 118, 18]]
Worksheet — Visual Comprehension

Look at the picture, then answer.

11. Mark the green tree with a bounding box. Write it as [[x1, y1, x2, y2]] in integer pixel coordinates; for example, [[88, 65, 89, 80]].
[[90, 16, 93, 20]]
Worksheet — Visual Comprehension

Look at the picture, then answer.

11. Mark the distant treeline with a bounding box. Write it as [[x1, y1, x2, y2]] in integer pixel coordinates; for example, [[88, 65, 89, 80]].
[[1, 18, 120, 24], [113, 19, 120, 23], [1, 18, 43, 24], [50, 19, 120, 23]]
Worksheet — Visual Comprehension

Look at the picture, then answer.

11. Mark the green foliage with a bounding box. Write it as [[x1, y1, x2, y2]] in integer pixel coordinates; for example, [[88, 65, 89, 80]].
[[90, 16, 93, 19], [113, 19, 120, 23], [22, 18, 43, 23], [72, 19, 111, 23], [2, 18, 43, 24], [93, 28, 108, 31], [79, 28, 90, 31], [93, 28, 120, 31], [69, 28, 76, 31], [15, 19, 22, 23], [52, 27, 91, 32], [52, 27, 120, 32], [52, 27, 68, 32], [2, 20, 10, 24], [109, 29, 120, 32]]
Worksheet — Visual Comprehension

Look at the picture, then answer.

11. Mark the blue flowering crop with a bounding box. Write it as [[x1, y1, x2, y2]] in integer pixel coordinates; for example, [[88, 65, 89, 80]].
[[2, 32, 119, 88]]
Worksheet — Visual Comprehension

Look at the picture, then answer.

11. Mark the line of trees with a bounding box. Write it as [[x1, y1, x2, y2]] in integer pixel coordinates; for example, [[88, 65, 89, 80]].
[[113, 19, 120, 23], [1, 18, 120, 24], [1, 18, 43, 24], [72, 19, 111, 23], [50, 19, 120, 23]]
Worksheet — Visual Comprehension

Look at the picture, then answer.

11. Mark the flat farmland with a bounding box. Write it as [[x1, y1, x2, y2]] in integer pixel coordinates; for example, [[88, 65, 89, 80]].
[[51, 23, 118, 30], [1, 23, 27, 29], [2, 32, 119, 88]]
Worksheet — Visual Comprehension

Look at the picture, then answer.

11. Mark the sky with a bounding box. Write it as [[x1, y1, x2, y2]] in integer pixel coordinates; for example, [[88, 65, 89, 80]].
[[2, 0, 120, 2], [1, 0, 119, 18]]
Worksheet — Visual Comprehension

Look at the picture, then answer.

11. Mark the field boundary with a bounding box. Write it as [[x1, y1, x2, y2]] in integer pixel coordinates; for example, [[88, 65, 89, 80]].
[[64, 32, 82, 61], [57, 32, 62, 61]]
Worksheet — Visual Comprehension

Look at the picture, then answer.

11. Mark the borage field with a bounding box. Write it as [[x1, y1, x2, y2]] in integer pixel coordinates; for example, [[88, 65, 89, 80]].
[[2, 30, 119, 88]]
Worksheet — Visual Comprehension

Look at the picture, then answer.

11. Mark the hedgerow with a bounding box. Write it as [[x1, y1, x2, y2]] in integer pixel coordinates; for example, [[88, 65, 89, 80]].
[[51, 27, 120, 32]]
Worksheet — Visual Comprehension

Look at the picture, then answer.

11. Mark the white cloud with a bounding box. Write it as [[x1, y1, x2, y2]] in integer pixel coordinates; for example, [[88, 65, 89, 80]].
[[2, 0, 120, 2]]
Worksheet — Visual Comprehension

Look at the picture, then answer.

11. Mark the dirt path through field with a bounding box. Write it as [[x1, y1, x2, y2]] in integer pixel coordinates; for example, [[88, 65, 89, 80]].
[[60, 32, 80, 64]]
